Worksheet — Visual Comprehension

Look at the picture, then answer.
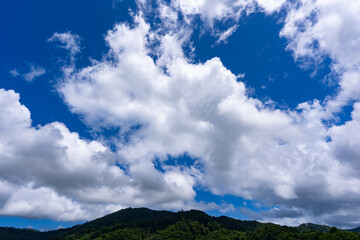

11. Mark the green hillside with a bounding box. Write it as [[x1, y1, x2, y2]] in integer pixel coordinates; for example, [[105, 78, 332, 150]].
[[0, 208, 359, 240]]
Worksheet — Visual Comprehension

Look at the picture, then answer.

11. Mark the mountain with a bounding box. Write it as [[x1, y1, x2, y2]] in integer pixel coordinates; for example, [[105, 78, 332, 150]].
[[349, 226, 360, 233], [297, 223, 331, 233], [48, 208, 262, 239], [0, 208, 360, 240], [0, 227, 44, 240]]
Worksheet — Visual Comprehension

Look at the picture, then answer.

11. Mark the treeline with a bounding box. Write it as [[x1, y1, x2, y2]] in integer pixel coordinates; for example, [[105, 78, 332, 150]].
[[49, 219, 360, 240], [1, 208, 360, 240]]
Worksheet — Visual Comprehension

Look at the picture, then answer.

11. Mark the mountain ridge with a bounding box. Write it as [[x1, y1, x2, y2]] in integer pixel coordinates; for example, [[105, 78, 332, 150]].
[[1, 208, 360, 239]]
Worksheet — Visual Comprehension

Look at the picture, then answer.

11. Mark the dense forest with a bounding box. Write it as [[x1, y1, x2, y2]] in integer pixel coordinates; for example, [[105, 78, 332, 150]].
[[1, 208, 360, 240]]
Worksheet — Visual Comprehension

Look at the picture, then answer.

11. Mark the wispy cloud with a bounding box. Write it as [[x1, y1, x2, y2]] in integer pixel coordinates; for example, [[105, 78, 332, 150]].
[[23, 65, 46, 82], [216, 25, 238, 44], [48, 32, 82, 58], [9, 69, 20, 78], [10, 64, 46, 82], [112, 0, 123, 9]]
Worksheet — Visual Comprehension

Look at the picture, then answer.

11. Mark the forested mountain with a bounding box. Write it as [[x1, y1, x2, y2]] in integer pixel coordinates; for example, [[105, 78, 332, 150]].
[[349, 227, 360, 233], [1, 208, 359, 240]]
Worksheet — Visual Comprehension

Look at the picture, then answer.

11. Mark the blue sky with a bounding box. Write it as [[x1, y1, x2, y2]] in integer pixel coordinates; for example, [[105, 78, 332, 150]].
[[1, 0, 360, 230]]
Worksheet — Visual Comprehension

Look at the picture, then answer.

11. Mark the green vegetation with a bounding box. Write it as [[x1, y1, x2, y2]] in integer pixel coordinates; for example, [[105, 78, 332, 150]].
[[0, 227, 48, 240], [1, 208, 359, 240]]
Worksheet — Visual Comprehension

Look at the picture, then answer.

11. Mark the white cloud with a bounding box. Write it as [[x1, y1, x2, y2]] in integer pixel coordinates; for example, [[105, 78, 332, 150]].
[[48, 32, 82, 57], [256, 0, 287, 14], [9, 69, 20, 78], [236, 73, 246, 79], [159, 4, 179, 28], [10, 64, 46, 82], [0, 88, 196, 221], [172, 0, 238, 23], [23, 65, 46, 82], [329, 102, 360, 171], [216, 25, 238, 43], [165, 0, 286, 25], [137, 0, 286, 44], [280, 0, 360, 114], [3, 0, 360, 228], [53, 12, 360, 227]]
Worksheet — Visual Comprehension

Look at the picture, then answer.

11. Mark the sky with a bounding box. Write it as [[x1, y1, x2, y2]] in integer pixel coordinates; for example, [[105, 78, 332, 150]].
[[1, 0, 360, 230]]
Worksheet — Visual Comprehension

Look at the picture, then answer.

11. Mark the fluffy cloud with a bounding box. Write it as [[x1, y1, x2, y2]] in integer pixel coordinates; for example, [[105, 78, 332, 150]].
[[169, 0, 286, 24], [256, 0, 287, 13], [0, 89, 197, 221], [53, 10, 360, 227], [172, 0, 249, 24], [137, 0, 286, 43], [157, 0, 360, 113], [330, 102, 360, 172], [280, 0, 360, 113], [3, 0, 360, 228]]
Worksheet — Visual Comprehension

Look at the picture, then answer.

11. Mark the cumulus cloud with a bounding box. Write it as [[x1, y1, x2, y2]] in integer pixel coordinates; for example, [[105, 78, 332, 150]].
[[137, 0, 286, 43], [170, 0, 285, 20], [172, 0, 247, 24], [3, 0, 360, 228], [330, 102, 360, 172], [168, 0, 286, 25], [280, 0, 360, 114], [0, 88, 198, 221], [52, 10, 360, 227]]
